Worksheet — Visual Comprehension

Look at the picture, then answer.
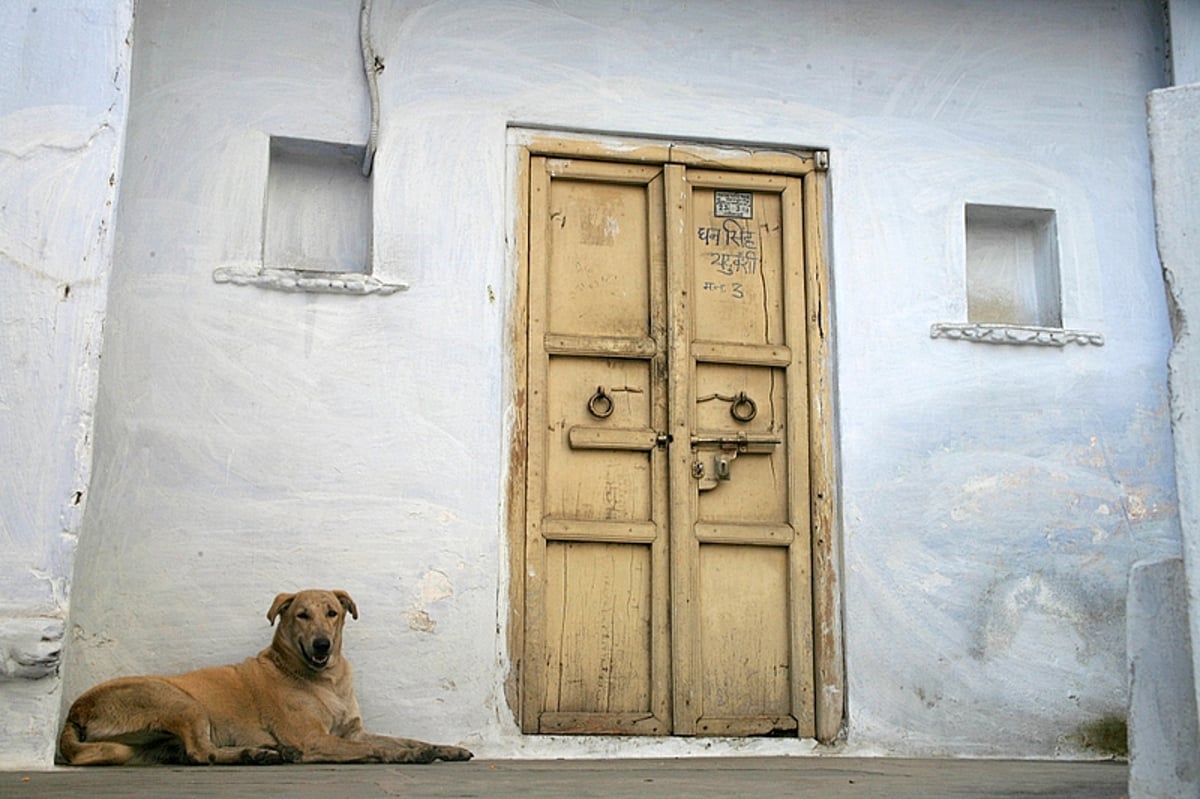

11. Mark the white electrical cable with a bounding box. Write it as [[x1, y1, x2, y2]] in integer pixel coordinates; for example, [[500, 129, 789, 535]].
[[359, 0, 380, 176]]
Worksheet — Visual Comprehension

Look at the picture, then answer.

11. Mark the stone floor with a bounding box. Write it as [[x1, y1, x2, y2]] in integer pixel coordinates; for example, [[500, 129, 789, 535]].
[[3, 757, 1128, 798]]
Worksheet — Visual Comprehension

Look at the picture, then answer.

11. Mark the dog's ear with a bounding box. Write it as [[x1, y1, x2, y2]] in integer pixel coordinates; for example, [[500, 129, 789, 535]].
[[267, 593, 296, 625], [333, 590, 358, 620]]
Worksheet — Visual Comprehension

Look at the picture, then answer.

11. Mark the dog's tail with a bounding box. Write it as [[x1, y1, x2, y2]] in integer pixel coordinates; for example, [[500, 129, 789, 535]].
[[56, 713, 86, 764]]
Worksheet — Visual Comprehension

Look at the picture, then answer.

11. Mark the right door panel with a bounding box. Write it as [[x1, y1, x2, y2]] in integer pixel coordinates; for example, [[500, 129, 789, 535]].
[[670, 169, 813, 737]]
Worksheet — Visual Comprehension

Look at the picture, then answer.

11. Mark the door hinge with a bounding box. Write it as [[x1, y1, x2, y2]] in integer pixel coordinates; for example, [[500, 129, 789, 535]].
[[814, 150, 830, 171]]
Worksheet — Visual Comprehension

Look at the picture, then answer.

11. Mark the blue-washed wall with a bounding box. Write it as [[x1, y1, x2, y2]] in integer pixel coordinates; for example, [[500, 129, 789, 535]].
[[0, 0, 1177, 766]]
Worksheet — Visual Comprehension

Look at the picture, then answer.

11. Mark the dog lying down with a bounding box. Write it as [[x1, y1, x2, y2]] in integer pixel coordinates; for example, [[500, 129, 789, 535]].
[[59, 589, 474, 766]]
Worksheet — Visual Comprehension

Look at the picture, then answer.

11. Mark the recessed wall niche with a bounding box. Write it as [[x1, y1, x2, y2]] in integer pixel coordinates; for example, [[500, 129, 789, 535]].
[[964, 203, 1061, 328], [214, 136, 404, 294], [265, 136, 371, 274], [929, 202, 1101, 346]]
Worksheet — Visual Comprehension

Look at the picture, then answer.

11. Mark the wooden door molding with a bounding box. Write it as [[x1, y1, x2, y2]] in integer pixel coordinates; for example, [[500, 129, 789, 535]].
[[506, 131, 842, 743]]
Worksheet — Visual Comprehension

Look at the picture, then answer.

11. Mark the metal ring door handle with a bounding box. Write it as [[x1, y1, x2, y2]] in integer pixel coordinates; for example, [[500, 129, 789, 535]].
[[730, 391, 757, 423], [587, 386, 614, 419]]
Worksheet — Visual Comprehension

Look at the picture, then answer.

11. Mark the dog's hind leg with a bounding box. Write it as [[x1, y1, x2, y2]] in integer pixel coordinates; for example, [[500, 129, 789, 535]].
[[162, 707, 292, 765]]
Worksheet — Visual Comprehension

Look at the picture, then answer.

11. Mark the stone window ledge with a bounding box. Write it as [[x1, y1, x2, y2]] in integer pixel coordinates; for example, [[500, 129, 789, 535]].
[[213, 265, 407, 296], [930, 322, 1103, 347]]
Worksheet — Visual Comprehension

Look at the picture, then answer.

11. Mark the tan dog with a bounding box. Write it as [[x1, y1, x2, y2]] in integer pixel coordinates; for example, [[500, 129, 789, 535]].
[[58, 589, 474, 766]]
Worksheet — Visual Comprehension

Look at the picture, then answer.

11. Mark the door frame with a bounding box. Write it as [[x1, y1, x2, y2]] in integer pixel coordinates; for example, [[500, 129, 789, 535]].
[[504, 129, 844, 743]]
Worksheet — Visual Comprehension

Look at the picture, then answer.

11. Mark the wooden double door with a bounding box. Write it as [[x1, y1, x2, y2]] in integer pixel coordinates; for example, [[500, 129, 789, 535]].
[[519, 145, 834, 738]]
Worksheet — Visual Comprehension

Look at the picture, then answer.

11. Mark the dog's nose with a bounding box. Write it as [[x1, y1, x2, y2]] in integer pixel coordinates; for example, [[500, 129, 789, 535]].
[[312, 637, 331, 655]]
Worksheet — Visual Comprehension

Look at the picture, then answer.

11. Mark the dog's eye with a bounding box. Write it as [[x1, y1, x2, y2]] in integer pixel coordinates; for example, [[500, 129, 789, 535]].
[[297, 611, 311, 620], [327, 609, 338, 618]]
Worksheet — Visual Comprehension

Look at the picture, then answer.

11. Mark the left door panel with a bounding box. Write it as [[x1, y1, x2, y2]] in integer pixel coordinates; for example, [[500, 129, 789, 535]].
[[523, 157, 672, 734]]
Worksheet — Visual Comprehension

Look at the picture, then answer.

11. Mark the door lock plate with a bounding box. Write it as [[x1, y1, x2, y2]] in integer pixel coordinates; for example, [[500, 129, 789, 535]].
[[694, 451, 737, 491]]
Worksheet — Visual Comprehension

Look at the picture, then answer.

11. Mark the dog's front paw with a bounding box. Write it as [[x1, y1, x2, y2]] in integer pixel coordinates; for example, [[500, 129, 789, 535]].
[[239, 745, 295, 765], [233, 743, 303, 765], [272, 744, 303, 763], [434, 745, 473, 762]]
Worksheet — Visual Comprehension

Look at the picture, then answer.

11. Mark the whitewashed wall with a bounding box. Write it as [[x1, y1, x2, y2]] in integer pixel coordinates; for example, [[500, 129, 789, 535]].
[[26, 0, 1180, 766], [0, 1, 133, 768]]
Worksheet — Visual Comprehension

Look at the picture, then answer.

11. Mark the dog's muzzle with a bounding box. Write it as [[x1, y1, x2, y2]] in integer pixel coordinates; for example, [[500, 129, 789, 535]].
[[302, 637, 333, 669]]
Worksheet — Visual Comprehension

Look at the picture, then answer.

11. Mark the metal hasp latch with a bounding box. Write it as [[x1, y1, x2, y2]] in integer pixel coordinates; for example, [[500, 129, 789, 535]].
[[691, 432, 781, 492]]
